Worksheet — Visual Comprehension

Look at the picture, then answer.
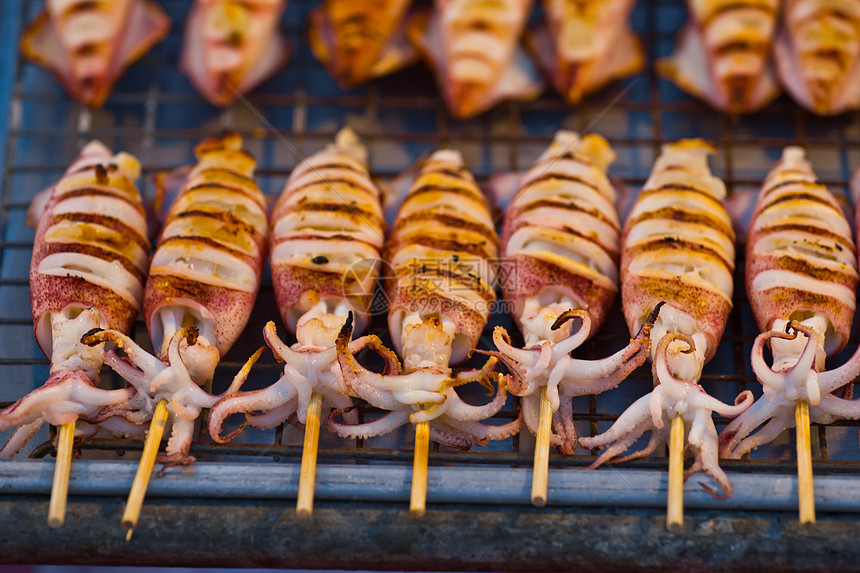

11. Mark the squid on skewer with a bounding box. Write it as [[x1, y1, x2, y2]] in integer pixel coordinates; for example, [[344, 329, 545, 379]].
[[720, 148, 860, 459], [309, 0, 417, 88], [657, 0, 781, 114], [527, 0, 644, 105], [774, 0, 860, 115], [20, 0, 171, 107], [485, 131, 659, 455], [181, 0, 289, 106], [579, 140, 754, 501], [407, 0, 543, 119], [334, 149, 522, 450], [82, 132, 269, 466], [0, 142, 149, 457], [208, 128, 394, 443]]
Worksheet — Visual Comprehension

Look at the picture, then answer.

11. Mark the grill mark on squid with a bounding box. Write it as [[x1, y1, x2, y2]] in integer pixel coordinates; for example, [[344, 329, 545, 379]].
[[41, 240, 147, 284], [626, 206, 735, 240], [626, 236, 734, 272], [52, 187, 148, 214], [514, 198, 620, 231], [391, 211, 494, 239], [156, 234, 253, 264], [47, 212, 149, 250]]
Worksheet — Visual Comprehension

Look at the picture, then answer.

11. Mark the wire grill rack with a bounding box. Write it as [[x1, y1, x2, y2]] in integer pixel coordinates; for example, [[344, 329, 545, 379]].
[[4, 0, 860, 508]]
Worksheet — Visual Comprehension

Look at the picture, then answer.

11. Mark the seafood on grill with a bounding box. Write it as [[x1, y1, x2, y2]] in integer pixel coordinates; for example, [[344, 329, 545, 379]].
[[483, 131, 659, 454], [309, 0, 418, 88], [82, 132, 269, 465], [0, 141, 150, 456], [333, 149, 523, 449], [720, 147, 860, 458], [656, 0, 781, 114], [208, 128, 396, 442], [579, 140, 754, 498], [181, 0, 289, 106], [407, 0, 543, 119], [20, 0, 171, 107], [527, 0, 644, 105], [774, 0, 860, 115]]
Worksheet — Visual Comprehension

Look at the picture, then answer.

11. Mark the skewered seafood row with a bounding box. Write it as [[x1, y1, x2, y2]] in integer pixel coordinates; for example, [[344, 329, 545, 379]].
[[775, 0, 860, 115], [20, 0, 171, 107], [334, 149, 522, 449], [579, 140, 754, 498], [82, 133, 269, 465], [208, 128, 396, 442], [527, 0, 643, 105], [0, 142, 150, 456], [407, 0, 543, 119], [657, 0, 781, 114], [720, 148, 860, 458], [309, 0, 417, 88], [486, 131, 658, 454], [181, 0, 289, 106]]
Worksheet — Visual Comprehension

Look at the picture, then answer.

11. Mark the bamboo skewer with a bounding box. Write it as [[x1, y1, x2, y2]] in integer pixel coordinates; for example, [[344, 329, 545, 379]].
[[795, 399, 815, 525], [47, 420, 76, 528], [122, 398, 169, 541], [297, 393, 323, 519], [667, 412, 685, 530], [531, 386, 552, 507], [410, 421, 430, 517]]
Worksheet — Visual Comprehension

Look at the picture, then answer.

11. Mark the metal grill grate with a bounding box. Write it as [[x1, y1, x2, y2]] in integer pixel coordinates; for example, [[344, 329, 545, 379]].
[[4, 0, 860, 503]]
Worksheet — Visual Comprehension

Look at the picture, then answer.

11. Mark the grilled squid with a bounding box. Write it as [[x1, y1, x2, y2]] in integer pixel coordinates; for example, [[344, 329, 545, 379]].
[[83, 133, 269, 465], [579, 140, 754, 498], [0, 142, 149, 456], [656, 0, 781, 114], [308, 0, 417, 88], [720, 147, 860, 458], [333, 149, 522, 449], [483, 131, 659, 454], [774, 0, 860, 115], [20, 0, 171, 107], [407, 0, 543, 119], [207, 128, 393, 442], [527, 0, 644, 105], [181, 0, 289, 106]]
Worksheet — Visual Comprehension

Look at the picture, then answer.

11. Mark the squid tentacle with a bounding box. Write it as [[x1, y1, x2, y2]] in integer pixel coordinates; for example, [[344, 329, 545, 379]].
[[327, 407, 411, 440]]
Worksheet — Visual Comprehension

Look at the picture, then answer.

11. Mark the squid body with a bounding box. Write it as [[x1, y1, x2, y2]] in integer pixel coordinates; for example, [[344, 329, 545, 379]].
[[579, 140, 754, 498]]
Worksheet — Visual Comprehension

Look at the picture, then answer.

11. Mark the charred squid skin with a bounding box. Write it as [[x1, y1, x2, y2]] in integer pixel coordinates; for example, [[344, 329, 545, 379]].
[[718, 147, 860, 457], [526, 0, 643, 105], [180, 0, 289, 106], [19, 0, 171, 107], [308, 0, 417, 88], [657, 0, 781, 114], [775, 0, 860, 115], [147, 132, 269, 358], [406, 0, 543, 119]]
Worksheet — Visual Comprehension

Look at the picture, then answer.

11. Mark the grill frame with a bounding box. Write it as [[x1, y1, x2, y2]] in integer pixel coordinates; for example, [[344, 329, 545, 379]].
[[3, 0, 860, 567]]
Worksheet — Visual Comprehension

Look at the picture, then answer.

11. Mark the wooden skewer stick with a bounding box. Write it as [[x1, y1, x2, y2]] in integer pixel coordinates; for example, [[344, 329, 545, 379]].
[[531, 386, 552, 507], [667, 412, 685, 531], [47, 420, 76, 528], [297, 393, 323, 519], [410, 421, 430, 517], [122, 398, 169, 541], [795, 399, 815, 525]]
